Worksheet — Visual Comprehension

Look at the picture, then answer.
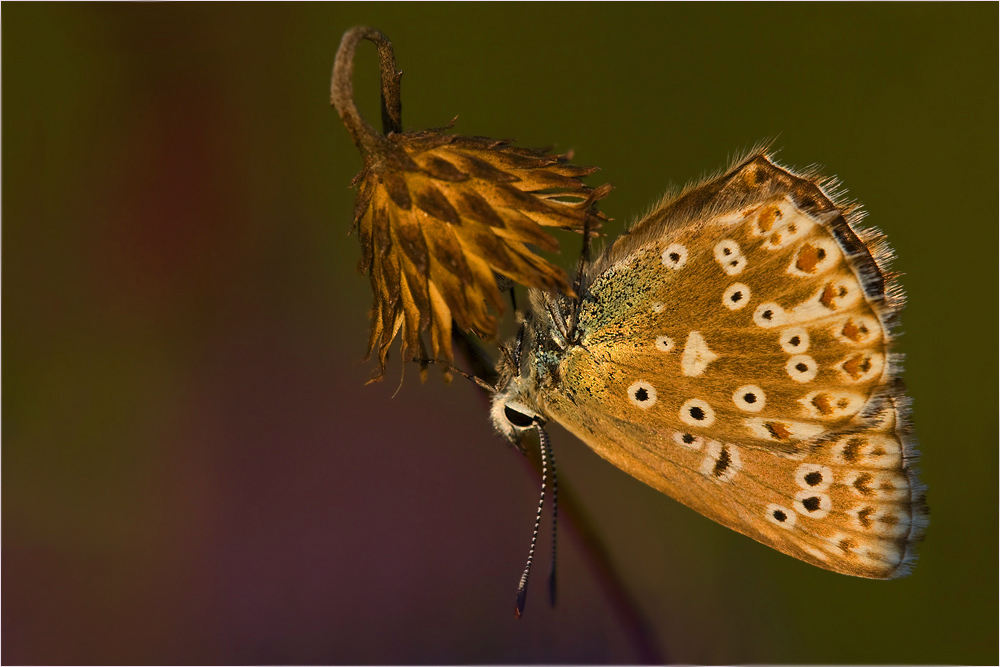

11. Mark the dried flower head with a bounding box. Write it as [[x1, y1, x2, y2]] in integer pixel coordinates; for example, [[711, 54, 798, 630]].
[[332, 27, 610, 379]]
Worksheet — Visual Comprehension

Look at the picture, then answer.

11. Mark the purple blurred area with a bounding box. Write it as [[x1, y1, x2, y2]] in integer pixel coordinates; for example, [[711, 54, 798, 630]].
[[2, 6, 652, 663]]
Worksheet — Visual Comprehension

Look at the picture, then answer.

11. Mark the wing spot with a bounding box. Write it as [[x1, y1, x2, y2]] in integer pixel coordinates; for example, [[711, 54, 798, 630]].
[[794, 243, 828, 273], [842, 319, 870, 342], [797, 245, 820, 271], [843, 354, 872, 378], [766, 422, 791, 440], [779, 327, 809, 353], [679, 398, 716, 427], [714, 239, 740, 260], [785, 355, 818, 382], [733, 384, 766, 412], [713, 447, 732, 477], [673, 431, 704, 450], [835, 316, 879, 345], [742, 165, 769, 188], [654, 335, 674, 352], [853, 473, 875, 496], [681, 331, 718, 376], [839, 352, 882, 383], [811, 393, 833, 414], [713, 240, 746, 275], [755, 204, 782, 234], [818, 281, 856, 310], [724, 256, 746, 275], [879, 513, 900, 527], [723, 283, 751, 310], [699, 441, 741, 481], [842, 437, 863, 463], [795, 491, 832, 518], [839, 537, 859, 555], [662, 244, 688, 269], [753, 302, 786, 327], [627, 380, 657, 409], [795, 464, 832, 491], [766, 503, 797, 528], [832, 434, 902, 469], [745, 418, 824, 443]]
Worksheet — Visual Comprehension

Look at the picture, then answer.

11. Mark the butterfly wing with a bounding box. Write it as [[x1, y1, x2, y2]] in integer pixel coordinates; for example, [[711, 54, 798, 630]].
[[537, 153, 926, 578]]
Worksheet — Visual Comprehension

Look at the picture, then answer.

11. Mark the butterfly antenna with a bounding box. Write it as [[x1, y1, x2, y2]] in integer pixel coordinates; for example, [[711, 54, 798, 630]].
[[542, 425, 558, 607], [413, 358, 495, 392], [515, 423, 556, 618]]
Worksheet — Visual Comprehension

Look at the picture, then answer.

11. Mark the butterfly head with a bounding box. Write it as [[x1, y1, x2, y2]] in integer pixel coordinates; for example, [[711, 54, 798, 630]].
[[489, 310, 554, 444], [491, 397, 542, 442]]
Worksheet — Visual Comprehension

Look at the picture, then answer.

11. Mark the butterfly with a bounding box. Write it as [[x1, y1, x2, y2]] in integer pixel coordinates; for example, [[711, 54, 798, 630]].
[[489, 151, 927, 587]]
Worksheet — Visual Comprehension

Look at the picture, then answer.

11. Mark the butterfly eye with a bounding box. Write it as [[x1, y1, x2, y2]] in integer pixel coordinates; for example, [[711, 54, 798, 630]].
[[503, 404, 536, 428]]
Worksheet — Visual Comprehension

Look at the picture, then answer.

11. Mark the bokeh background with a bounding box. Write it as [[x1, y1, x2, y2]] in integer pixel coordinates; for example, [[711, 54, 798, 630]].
[[4, 3, 997, 664]]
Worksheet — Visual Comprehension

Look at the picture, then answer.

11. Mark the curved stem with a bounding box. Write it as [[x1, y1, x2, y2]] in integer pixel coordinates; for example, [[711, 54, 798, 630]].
[[331, 26, 403, 154]]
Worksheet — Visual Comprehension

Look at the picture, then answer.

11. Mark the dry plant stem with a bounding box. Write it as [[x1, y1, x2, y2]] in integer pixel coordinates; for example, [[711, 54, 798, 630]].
[[331, 26, 403, 152], [455, 330, 665, 663]]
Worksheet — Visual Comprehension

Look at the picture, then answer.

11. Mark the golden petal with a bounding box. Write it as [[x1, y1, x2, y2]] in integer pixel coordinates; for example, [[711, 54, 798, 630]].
[[422, 215, 475, 289], [427, 252, 472, 332], [392, 208, 430, 274], [365, 300, 384, 361], [427, 281, 454, 365], [478, 180, 559, 217], [397, 270, 422, 362], [410, 178, 461, 225], [464, 253, 505, 314], [450, 188, 506, 228], [489, 207, 562, 252], [392, 219, 431, 329], [447, 150, 519, 183], [507, 168, 592, 192], [380, 170, 412, 209], [412, 152, 468, 182], [356, 202, 375, 274]]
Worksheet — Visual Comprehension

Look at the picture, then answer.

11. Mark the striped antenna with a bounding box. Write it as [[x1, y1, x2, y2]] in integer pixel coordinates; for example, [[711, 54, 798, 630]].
[[515, 423, 558, 618]]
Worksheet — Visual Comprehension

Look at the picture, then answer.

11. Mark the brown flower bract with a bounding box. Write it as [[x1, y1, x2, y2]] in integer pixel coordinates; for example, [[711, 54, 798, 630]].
[[351, 126, 610, 379]]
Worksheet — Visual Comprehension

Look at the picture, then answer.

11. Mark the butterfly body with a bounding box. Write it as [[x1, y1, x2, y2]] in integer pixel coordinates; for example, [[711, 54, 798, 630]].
[[491, 152, 926, 579]]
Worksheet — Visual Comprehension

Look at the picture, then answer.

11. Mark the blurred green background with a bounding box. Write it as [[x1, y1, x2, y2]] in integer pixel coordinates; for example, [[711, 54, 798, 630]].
[[4, 3, 997, 664]]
